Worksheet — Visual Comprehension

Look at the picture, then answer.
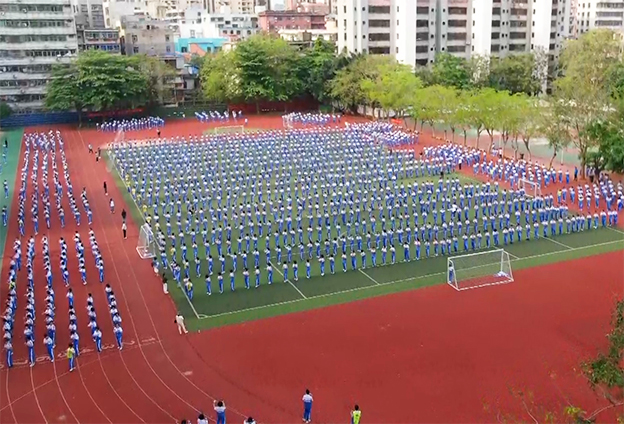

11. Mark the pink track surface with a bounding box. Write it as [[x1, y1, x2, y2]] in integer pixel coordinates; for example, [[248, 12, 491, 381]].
[[0, 116, 622, 424]]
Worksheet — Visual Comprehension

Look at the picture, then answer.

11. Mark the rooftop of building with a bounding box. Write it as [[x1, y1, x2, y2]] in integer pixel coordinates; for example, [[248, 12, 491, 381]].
[[258, 9, 326, 17]]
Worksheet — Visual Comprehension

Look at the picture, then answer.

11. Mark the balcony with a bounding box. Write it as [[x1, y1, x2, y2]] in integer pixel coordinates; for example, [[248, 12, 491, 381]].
[[1, 11, 73, 20], [0, 72, 49, 81], [0, 26, 76, 36], [4, 99, 44, 110], [0, 41, 77, 50], [0, 55, 72, 65], [0, 85, 46, 96]]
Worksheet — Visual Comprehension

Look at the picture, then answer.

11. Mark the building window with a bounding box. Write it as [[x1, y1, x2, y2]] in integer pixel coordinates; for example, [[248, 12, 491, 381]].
[[166, 46, 171, 52]]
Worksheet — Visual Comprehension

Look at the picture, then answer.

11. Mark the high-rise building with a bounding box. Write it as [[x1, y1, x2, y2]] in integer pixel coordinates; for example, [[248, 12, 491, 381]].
[[577, 0, 624, 34], [0, 0, 79, 111], [337, 0, 574, 68]]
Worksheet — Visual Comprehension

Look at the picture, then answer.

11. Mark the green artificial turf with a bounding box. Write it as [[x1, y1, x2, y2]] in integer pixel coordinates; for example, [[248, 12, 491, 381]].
[[104, 139, 624, 331], [0, 129, 23, 273]]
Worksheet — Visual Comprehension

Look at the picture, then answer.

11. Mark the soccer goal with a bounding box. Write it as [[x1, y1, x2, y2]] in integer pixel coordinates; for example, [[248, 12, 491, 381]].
[[518, 177, 541, 198], [283, 117, 294, 129], [113, 129, 125, 145], [214, 125, 245, 135], [447, 249, 514, 291], [136, 223, 158, 259]]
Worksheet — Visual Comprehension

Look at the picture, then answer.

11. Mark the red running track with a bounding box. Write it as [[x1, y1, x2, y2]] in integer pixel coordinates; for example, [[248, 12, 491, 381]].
[[0, 116, 622, 423]]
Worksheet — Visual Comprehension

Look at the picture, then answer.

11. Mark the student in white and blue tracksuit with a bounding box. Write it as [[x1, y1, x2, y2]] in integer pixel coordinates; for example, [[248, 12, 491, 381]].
[[302, 389, 313, 423], [213, 400, 226, 424]]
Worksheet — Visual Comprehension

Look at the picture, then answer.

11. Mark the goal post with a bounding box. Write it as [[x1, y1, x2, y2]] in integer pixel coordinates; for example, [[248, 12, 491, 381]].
[[213, 125, 245, 135], [447, 249, 514, 291], [113, 129, 125, 145], [136, 223, 158, 259], [518, 178, 541, 197]]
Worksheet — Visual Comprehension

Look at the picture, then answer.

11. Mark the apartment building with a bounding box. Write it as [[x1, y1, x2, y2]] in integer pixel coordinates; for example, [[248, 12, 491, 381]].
[[78, 28, 120, 52], [577, 0, 624, 34], [178, 12, 259, 40], [119, 14, 175, 55], [258, 10, 327, 31], [337, 0, 574, 68], [0, 0, 79, 111]]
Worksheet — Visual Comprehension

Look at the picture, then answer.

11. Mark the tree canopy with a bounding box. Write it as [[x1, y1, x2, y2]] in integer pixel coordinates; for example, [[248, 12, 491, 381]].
[[45, 50, 174, 117]]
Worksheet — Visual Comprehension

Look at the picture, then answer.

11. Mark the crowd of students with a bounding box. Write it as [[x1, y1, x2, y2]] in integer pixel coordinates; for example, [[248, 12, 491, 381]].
[[96, 116, 165, 132]]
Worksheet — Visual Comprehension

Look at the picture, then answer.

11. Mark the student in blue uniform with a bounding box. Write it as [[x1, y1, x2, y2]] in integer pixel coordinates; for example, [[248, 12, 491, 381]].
[[302, 389, 313, 423], [213, 400, 226, 424]]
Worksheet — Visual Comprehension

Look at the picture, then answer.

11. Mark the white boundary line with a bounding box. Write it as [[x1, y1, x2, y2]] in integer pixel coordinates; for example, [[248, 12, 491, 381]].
[[358, 269, 381, 285], [105, 149, 203, 320], [273, 265, 307, 299], [542, 236, 573, 250], [199, 238, 624, 320]]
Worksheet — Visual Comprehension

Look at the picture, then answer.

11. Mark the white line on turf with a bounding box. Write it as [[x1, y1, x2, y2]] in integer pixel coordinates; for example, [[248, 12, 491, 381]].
[[274, 266, 307, 299], [198, 238, 624, 319], [542, 236, 573, 250], [106, 150, 202, 320], [358, 269, 381, 285]]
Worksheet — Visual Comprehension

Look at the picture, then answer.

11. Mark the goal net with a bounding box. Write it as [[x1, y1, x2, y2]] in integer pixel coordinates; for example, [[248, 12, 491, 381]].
[[136, 223, 158, 259], [518, 178, 541, 198], [113, 129, 125, 146], [447, 249, 514, 291], [214, 125, 245, 134]]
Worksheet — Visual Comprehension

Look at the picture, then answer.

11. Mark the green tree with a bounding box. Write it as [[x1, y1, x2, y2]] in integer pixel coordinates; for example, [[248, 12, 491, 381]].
[[301, 38, 339, 104], [497, 92, 524, 157], [130, 54, 177, 106], [517, 96, 542, 160], [553, 29, 622, 177], [45, 63, 83, 113], [542, 104, 572, 167], [488, 53, 542, 95], [473, 87, 503, 151], [585, 117, 624, 175], [46, 50, 151, 123], [0, 102, 12, 120], [431, 52, 473, 89], [200, 50, 241, 103], [234, 35, 304, 112], [330, 55, 392, 114], [361, 61, 421, 120]]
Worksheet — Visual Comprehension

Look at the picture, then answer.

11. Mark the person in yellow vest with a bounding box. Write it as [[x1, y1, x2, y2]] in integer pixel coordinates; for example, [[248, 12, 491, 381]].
[[350, 405, 361, 424], [67, 343, 76, 372]]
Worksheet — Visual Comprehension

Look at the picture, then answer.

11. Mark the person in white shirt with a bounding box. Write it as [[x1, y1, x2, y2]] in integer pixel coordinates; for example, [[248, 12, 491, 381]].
[[174, 313, 188, 334], [197, 413, 208, 424], [244, 418, 256, 424], [302, 389, 313, 423]]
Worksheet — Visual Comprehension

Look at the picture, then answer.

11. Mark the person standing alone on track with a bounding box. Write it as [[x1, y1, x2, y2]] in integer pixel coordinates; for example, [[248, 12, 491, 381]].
[[109, 198, 115, 214], [121, 208, 127, 224], [122, 222, 127, 239], [302, 389, 313, 423], [213, 400, 226, 424], [103, 181, 108, 195], [67, 343, 76, 372], [351, 405, 361, 424], [175, 312, 188, 334]]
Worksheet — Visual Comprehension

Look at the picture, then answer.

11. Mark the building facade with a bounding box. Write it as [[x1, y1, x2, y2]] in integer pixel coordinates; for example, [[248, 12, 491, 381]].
[[337, 0, 574, 68], [119, 15, 175, 55], [0, 0, 79, 111], [577, 0, 624, 34], [78, 28, 120, 52], [258, 10, 327, 31]]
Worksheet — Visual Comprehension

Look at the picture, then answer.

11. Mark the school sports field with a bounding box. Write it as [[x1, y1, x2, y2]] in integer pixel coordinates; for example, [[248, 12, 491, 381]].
[[0, 116, 623, 424]]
